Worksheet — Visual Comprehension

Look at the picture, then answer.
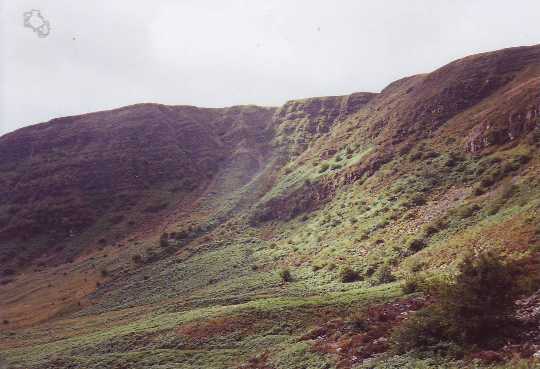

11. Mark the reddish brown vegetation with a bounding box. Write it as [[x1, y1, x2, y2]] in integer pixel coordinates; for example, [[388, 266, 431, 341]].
[[238, 352, 273, 369], [301, 298, 426, 368]]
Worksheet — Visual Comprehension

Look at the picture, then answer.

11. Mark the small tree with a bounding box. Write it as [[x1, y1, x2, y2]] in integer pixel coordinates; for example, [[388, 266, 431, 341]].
[[392, 250, 524, 352], [339, 267, 361, 283], [278, 268, 292, 283], [440, 251, 522, 345]]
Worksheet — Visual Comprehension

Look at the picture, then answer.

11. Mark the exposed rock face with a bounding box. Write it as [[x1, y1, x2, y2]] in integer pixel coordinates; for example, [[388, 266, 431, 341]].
[[272, 93, 377, 155], [466, 88, 539, 153]]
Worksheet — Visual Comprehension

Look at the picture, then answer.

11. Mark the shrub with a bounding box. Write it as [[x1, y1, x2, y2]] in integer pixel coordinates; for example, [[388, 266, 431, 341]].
[[423, 225, 439, 237], [457, 204, 480, 219], [392, 251, 524, 352], [159, 233, 170, 248], [391, 305, 450, 353], [445, 158, 457, 167], [441, 252, 522, 345], [424, 151, 440, 159], [473, 185, 485, 196], [319, 163, 330, 173], [410, 261, 427, 273], [131, 254, 143, 264], [500, 183, 518, 200], [339, 267, 361, 283], [514, 153, 531, 165], [278, 268, 292, 282], [174, 230, 189, 240], [100, 268, 109, 277], [401, 273, 426, 294], [407, 238, 427, 253], [372, 263, 396, 285], [410, 194, 426, 207], [480, 176, 495, 187]]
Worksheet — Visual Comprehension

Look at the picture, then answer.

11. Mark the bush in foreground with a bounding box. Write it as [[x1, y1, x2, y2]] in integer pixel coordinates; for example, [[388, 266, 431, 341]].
[[392, 251, 524, 353]]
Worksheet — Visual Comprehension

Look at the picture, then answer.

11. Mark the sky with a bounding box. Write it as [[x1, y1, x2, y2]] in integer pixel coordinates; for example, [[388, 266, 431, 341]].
[[1, 0, 539, 135]]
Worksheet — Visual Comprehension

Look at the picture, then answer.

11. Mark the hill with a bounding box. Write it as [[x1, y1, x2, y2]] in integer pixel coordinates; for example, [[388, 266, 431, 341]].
[[0, 45, 539, 369]]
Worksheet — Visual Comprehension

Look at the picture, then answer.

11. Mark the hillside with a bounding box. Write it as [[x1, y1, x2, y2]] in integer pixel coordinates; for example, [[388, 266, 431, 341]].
[[0, 45, 539, 369]]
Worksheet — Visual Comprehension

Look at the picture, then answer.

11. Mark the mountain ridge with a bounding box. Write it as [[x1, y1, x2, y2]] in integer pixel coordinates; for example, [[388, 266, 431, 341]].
[[0, 44, 539, 369]]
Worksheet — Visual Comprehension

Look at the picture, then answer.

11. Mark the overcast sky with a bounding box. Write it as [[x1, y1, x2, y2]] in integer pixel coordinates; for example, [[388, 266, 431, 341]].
[[1, 0, 539, 135]]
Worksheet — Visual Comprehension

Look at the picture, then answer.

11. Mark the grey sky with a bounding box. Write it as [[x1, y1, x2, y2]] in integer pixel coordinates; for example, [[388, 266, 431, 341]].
[[1, 0, 539, 135]]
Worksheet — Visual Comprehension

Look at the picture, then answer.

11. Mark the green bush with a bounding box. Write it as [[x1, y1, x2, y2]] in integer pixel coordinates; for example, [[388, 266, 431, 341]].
[[319, 163, 330, 173], [391, 305, 450, 353], [407, 238, 427, 253], [423, 224, 440, 237], [441, 252, 522, 344], [410, 261, 427, 273], [500, 183, 518, 200], [401, 273, 426, 294], [473, 185, 485, 196], [457, 204, 480, 219], [392, 251, 524, 352], [480, 176, 495, 187], [339, 267, 361, 283], [409, 194, 426, 207], [278, 268, 293, 282], [372, 263, 396, 285]]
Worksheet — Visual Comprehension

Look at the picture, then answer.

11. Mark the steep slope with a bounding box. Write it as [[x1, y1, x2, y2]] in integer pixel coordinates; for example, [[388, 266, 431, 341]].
[[0, 104, 276, 270], [0, 45, 539, 369], [253, 45, 540, 222]]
